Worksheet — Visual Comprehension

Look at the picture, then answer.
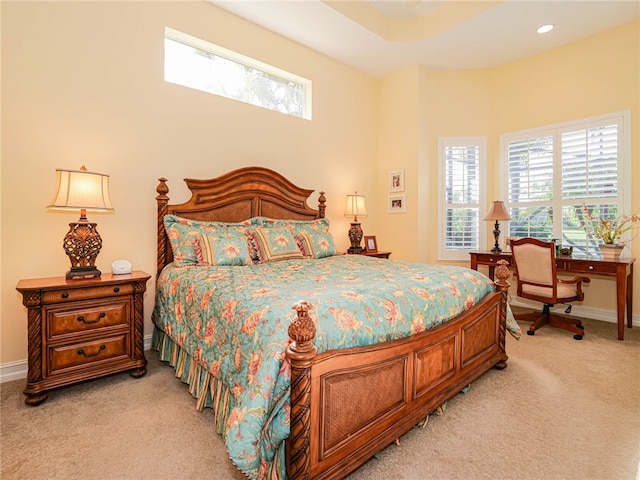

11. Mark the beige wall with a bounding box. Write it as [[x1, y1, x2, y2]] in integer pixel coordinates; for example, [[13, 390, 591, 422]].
[[1, 2, 638, 368], [1, 1, 378, 364], [377, 20, 639, 316]]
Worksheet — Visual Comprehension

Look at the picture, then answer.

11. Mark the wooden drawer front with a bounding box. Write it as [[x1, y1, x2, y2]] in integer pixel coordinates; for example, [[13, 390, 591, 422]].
[[565, 261, 617, 275], [47, 334, 130, 376], [42, 283, 134, 305], [46, 299, 131, 340], [476, 254, 511, 266]]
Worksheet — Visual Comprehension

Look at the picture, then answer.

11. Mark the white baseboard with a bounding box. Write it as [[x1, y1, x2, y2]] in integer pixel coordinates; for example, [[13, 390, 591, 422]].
[[0, 334, 154, 384], [509, 298, 640, 327]]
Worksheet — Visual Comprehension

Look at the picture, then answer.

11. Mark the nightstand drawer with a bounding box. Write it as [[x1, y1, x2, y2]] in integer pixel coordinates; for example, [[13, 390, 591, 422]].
[[47, 334, 130, 376], [42, 283, 134, 305], [46, 298, 131, 340]]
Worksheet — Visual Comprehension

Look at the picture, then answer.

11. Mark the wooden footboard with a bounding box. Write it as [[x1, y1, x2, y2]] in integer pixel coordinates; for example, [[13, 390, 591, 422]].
[[286, 261, 511, 480]]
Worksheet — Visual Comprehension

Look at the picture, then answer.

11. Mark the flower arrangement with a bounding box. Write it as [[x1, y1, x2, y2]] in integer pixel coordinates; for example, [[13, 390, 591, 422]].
[[582, 204, 640, 244]]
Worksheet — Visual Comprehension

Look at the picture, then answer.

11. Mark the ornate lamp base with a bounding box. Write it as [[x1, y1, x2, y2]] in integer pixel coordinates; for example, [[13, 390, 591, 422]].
[[490, 220, 503, 253], [347, 221, 365, 254], [63, 217, 103, 279]]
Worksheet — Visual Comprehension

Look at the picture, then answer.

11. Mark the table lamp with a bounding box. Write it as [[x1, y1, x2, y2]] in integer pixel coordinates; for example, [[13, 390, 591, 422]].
[[47, 166, 114, 279], [345, 192, 367, 254], [484, 200, 511, 253]]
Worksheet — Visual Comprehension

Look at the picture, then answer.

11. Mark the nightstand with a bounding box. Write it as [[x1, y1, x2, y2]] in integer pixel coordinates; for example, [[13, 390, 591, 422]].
[[16, 271, 151, 406], [364, 251, 391, 259], [349, 251, 391, 259]]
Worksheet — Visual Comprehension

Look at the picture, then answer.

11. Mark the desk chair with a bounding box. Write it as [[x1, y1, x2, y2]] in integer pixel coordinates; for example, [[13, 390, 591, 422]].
[[510, 237, 590, 340]]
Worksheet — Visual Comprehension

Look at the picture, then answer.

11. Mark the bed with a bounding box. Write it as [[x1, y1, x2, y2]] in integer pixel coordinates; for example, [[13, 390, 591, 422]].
[[151, 166, 519, 480]]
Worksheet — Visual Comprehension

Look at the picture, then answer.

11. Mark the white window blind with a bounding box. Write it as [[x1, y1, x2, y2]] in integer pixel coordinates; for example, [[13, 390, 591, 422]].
[[438, 138, 486, 261], [502, 112, 630, 255]]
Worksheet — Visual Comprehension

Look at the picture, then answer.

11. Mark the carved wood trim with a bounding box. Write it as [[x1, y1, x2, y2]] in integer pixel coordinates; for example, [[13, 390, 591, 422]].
[[286, 301, 317, 480], [494, 259, 511, 369]]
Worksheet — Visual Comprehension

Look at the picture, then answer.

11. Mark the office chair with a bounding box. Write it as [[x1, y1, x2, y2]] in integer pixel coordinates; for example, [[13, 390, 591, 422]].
[[510, 237, 590, 340]]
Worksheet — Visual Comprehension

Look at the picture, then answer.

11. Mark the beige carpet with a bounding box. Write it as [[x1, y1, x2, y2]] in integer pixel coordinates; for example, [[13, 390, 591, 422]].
[[2, 313, 639, 480]]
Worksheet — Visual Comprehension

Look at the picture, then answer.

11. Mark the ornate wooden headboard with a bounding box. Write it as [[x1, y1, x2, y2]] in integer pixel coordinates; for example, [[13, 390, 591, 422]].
[[155, 166, 326, 275]]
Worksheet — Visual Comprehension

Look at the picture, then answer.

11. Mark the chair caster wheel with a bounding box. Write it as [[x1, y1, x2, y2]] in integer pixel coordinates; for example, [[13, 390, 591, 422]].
[[527, 330, 535, 336], [573, 334, 583, 340]]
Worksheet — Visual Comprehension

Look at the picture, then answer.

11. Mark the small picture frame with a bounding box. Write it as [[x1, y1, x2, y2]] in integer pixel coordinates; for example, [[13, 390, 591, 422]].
[[388, 194, 406, 213], [389, 170, 405, 193], [364, 235, 378, 253], [504, 236, 518, 252]]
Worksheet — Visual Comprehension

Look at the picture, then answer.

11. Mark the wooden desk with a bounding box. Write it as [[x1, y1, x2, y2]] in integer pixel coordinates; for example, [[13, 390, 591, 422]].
[[469, 251, 635, 341]]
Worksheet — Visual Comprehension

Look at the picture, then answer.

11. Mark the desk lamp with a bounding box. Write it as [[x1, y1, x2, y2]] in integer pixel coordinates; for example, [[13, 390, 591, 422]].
[[484, 200, 511, 253]]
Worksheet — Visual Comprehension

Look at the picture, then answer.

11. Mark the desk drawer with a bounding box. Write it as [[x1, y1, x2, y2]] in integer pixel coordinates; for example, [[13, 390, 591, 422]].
[[565, 261, 617, 275], [475, 254, 512, 266]]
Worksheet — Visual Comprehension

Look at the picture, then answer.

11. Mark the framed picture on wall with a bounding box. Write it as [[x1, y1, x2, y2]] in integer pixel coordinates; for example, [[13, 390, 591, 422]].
[[364, 235, 378, 253], [388, 194, 406, 213], [389, 170, 405, 193]]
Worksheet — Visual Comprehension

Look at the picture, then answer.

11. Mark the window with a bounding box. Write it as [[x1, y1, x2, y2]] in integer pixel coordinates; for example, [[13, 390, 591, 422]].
[[501, 111, 631, 254], [438, 137, 487, 261], [164, 27, 312, 120]]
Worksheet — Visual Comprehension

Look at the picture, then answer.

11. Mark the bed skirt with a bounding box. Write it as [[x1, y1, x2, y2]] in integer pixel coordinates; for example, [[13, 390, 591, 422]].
[[151, 326, 286, 480]]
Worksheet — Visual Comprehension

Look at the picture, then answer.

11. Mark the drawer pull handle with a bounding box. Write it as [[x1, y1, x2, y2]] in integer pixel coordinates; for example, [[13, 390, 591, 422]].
[[77, 345, 106, 358], [61, 292, 69, 299], [589, 265, 594, 270], [77, 312, 106, 325], [113, 287, 120, 293]]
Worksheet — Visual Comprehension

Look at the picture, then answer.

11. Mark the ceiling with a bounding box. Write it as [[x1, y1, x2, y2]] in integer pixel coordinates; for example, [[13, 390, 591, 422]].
[[209, 1, 640, 77]]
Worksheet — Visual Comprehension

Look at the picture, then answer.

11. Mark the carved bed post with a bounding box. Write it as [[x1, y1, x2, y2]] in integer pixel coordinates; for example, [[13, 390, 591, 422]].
[[286, 301, 317, 480], [156, 177, 169, 277], [494, 259, 511, 370], [317, 191, 326, 219]]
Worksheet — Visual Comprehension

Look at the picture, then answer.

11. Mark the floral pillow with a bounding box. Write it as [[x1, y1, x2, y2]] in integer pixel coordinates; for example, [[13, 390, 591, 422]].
[[250, 217, 338, 259], [295, 230, 338, 259], [163, 214, 252, 266], [251, 226, 304, 263], [195, 231, 252, 266]]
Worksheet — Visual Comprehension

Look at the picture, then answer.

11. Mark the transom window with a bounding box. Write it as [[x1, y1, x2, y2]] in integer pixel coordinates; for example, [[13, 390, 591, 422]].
[[164, 27, 312, 120], [501, 111, 631, 255]]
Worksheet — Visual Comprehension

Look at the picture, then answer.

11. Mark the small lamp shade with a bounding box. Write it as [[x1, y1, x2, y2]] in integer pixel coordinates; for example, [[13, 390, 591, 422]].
[[484, 200, 511, 253], [484, 201, 511, 221], [47, 166, 114, 280], [344, 194, 367, 220], [48, 167, 114, 212], [345, 192, 367, 254]]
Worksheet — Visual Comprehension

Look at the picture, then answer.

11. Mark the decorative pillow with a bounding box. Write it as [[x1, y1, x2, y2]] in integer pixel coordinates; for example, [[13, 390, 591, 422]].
[[195, 231, 252, 266], [163, 215, 252, 266], [251, 226, 304, 263], [296, 231, 338, 259]]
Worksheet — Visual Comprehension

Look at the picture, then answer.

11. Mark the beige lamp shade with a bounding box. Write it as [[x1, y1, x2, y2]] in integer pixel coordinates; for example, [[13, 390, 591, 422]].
[[484, 200, 511, 221], [48, 167, 114, 213], [345, 193, 367, 220]]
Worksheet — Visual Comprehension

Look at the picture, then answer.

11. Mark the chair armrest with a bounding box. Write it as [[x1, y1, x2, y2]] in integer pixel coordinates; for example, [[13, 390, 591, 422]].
[[558, 276, 591, 285]]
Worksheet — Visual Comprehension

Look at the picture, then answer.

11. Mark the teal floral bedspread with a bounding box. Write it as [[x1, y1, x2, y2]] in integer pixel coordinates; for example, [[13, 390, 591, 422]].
[[153, 255, 520, 479]]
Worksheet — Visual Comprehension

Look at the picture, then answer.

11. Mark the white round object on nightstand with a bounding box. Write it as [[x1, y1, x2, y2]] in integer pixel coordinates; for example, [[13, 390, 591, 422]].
[[111, 260, 132, 275]]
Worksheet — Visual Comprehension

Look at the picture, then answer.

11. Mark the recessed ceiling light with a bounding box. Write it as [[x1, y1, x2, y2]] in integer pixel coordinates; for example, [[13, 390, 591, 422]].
[[537, 24, 554, 34]]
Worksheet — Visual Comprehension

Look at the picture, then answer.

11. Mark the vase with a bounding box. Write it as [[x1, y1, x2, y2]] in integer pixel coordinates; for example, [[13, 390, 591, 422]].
[[598, 243, 624, 259]]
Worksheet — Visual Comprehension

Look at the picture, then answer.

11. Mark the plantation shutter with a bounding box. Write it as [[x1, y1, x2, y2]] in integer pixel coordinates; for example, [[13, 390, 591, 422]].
[[501, 113, 628, 255], [438, 138, 486, 261], [506, 136, 554, 239]]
